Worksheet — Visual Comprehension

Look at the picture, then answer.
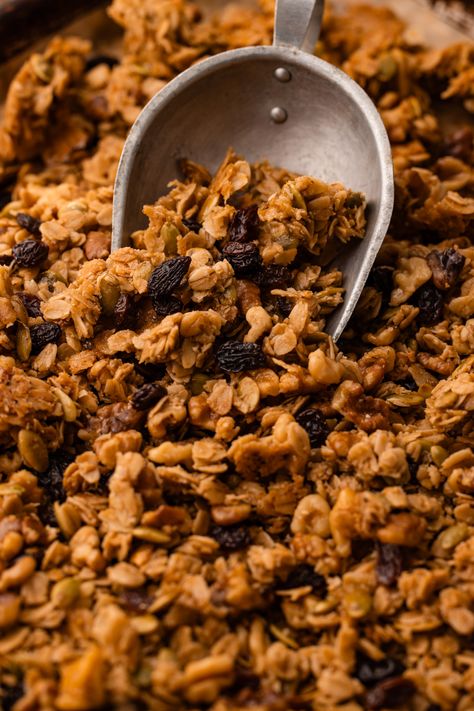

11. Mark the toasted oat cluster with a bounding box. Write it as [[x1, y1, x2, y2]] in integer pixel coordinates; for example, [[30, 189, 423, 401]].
[[0, 1, 473, 710]]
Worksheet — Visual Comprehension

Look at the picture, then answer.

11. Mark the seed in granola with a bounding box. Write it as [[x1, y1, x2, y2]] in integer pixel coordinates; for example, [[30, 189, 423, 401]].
[[30, 322, 61, 354], [376, 543, 403, 587], [113, 292, 135, 328], [366, 676, 415, 710], [152, 295, 183, 317], [17, 292, 42, 317], [426, 248, 465, 291], [279, 565, 327, 597], [18, 429, 49, 473], [222, 242, 262, 275], [12, 239, 48, 268], [15, 212, 42, 235], [210, 524, 251, 551], [415, 282, 444, 325], [444, 126, 473, 161], [356, 655, 405, 687], [182, 217, 202, 233], [254, 264, 291, 289], [148, 256, 191, 297], [131, 383, 166, 411], [228, 204, 259, 243], [120, 588, 153, 613], [295, 408, 329, 448], [216, 341, 265, 372]]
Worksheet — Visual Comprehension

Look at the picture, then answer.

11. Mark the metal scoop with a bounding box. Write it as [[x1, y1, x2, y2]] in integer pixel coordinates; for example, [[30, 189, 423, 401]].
[[112, 0, 394, 340]]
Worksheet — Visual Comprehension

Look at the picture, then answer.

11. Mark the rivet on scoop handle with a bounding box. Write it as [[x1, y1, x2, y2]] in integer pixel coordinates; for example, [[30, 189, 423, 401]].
[[273, 0, 325, 53]]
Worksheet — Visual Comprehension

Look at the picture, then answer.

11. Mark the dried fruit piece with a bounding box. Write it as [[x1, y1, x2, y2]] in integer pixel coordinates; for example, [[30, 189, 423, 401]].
[[368, 265, 393, 302], [113, 292, 135, 327], [295, 408, 329, 447], [376, 543, 403, 586], [92, 402, 144, 436], [182, 217, 202, 233], [216, 341, 266, 372], [30, 322, 61, 354], [148, 256, 191, 298], [222, 242, 262, 275], [356, 655, 405, 686], [366, 676, 415, 709], [228, 204, 259, 243], [279, 565, 327, 597], [12, 239, 48, 268], [415, 282, 444, 325], [17, 292, 42, 317], [152, 295, 183, 317], [427, 248, 465, 290], [254, 264, 291, 289], [15, 212, 42, 235], [210, 524, 251, 551], [131, 383, 166, 411]]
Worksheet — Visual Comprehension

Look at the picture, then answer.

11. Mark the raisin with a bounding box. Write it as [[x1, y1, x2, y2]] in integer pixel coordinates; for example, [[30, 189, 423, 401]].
[[12, 239, 48, 268], [182, 217, 202, 233], [120, 588, 153, 613], [415, 282, 444, 325], [85, 54, 119, 71], [210, 524, 251, 551], [366, 676, 415, 709], [17, 292, 42, 317], [295, 408, 329, 447], [30, 322, 61, 354], [15, 212, 42, 235], [276, 297, 293, 317], [444, 126, 473, 162], [148, 256, 191, 298], [427, 248, 465, 290], [216, 341, 266, 372], [376, 543, 403, 586], [135, 361, 167, 381], [222, 241, 262, 275], [131, 383, 166, 411], [0, 682, 23, 710], [228, 204, 259, 243], [254, 264, 291, 289], [368, 265, 393, 302], [41, 452, 73, 503], [152, 295, 183, 317], [114, 292, 135, 328], [91, 402, 145, 436], [355, 654, 405, 686], [279, 565, 327, 597]]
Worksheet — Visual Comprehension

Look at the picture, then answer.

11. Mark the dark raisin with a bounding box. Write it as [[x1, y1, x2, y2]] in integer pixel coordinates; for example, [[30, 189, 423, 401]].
[[15, 212, 42, 235], [254, 264, 291, 289], [0, 189, 12, 211], [295, 408, 329, 448], [368, 265, 393, 302], [356, 654, 405, 687], [135, 361, 167, 381], [279, 565, 327, 597], [427, 248, 465, 290], [148, 256, 191, 298], [222, 241, 262, 275], [366, 676, 415, 710], [444, 126, 473, 162], [17, 292, 42, 317], [85, 54, 119, 71], [182, 217, 202, 233], [228, 204, 259, 243], [131, 383, 166, 411], [276, 297, 293, 318], [114, 292, 135, 328], [211, 524, 251, 551], [415, 282, 444, 325], [12, 239, 48, 268], [216, 341, 266, 373], [41, 452, 73, 503], [30, 322, 61, 354], [152, 295, 183, 317], [0, 682, 23, 710], [376, 543, 403, 586], [120, 588, 153, 613]]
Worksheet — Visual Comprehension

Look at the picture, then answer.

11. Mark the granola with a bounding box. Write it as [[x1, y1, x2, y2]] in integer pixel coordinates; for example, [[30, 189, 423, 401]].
[[0, 1, 473, 710]]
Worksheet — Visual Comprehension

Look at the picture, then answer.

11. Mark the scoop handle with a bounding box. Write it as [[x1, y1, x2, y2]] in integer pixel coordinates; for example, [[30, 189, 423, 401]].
[[273, 0, 324, 53]]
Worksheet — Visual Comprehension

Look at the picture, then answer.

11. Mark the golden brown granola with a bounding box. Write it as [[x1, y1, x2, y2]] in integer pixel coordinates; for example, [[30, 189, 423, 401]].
[[0, 1, 473, 710]]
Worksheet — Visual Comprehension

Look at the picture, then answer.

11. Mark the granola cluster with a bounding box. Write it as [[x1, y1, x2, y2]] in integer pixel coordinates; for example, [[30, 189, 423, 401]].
[[0, 1, 473, 710]]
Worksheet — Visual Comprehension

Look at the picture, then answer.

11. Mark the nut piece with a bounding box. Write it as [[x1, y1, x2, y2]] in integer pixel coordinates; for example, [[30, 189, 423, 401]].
[[0, 593, 21, 628]]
